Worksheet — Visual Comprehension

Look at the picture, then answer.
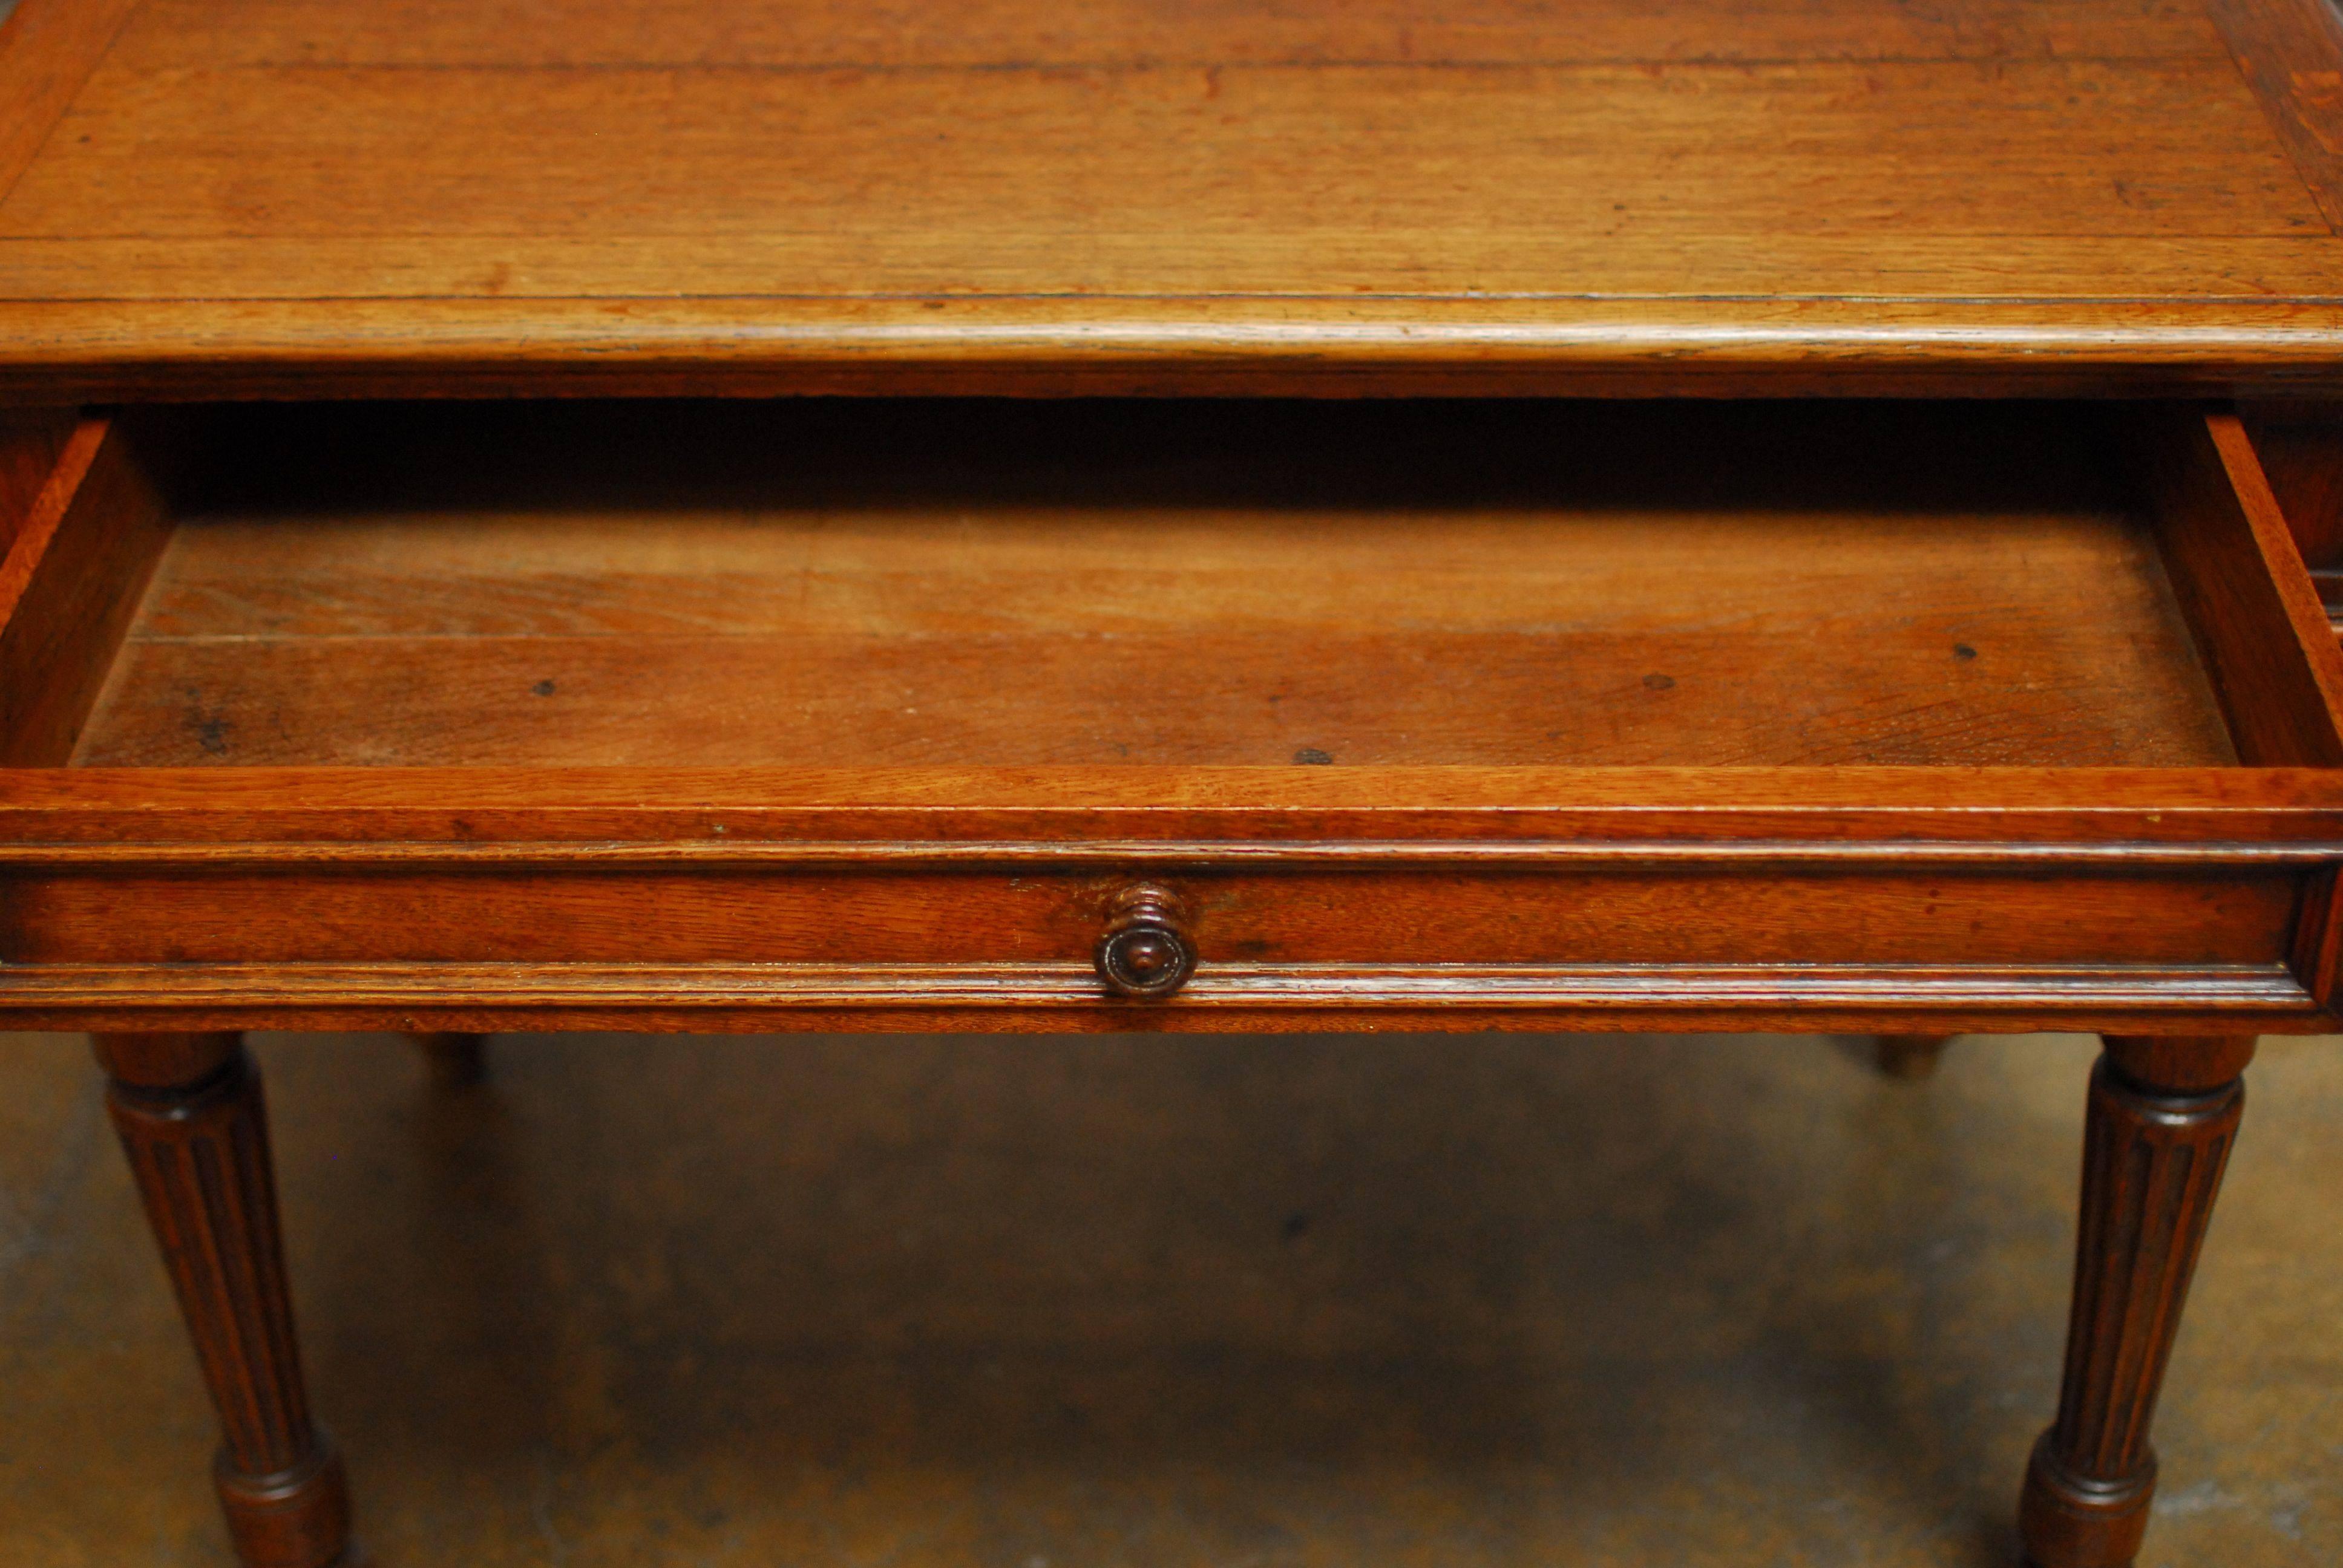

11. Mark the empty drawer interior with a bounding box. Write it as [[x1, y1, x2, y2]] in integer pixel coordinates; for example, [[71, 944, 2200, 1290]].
[[2, 399, 2302, 770]]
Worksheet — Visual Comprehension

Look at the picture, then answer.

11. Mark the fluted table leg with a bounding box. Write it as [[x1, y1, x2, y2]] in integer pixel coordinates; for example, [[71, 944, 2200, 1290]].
[[2019, 1034, 2255, 1568], [93, 1033, 351, 1568]]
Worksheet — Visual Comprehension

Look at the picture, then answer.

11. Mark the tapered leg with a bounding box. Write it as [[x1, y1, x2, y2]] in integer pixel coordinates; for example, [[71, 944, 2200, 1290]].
[[409, 1031, 487, 1088], [2019, 1034, 2255, 1568], [1874, 1034, 1953, 1079], [93, 1033, 350, 1568]]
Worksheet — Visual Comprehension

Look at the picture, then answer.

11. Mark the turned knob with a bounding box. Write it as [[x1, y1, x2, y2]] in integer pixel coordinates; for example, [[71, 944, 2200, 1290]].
[[1095, 884, 1196, 999]]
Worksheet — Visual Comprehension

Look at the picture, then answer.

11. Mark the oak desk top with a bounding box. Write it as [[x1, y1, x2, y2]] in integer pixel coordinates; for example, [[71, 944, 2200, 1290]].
[[4, 0, 2343, 399]]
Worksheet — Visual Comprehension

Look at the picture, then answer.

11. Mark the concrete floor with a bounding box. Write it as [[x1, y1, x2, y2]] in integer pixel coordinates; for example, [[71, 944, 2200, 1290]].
[[0, 1032, 2335, 1567]]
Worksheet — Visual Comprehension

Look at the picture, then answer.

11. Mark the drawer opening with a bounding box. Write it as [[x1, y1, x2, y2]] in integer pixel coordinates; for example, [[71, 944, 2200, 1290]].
[[5, 395, 2343, 1031], [4, 398, 2301, 771]]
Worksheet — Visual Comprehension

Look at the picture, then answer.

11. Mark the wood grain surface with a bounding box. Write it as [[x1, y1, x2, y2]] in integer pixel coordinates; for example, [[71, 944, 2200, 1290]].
[[4, 0, 2343, 395]]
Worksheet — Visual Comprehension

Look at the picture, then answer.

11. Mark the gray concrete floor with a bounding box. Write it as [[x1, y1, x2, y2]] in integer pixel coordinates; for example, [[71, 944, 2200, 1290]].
[[0, 1031, 2336, 1566]]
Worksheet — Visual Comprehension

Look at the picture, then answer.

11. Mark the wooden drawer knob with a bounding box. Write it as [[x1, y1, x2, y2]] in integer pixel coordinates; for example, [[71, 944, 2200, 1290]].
[[1095, 884, 1196, 999]]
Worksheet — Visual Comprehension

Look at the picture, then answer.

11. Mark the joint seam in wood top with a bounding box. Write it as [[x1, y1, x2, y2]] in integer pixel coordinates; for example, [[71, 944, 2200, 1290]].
[[182, 54, 2243, 73], [0, 0, 147, 214], [14, 290, 2343, 307], [2202, 0, 2343, 234], [2, 841, 2339, 866]]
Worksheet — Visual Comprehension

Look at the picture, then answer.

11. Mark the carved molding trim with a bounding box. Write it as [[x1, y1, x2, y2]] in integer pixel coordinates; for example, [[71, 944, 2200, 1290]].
[[10, 959, 2316, 1015]]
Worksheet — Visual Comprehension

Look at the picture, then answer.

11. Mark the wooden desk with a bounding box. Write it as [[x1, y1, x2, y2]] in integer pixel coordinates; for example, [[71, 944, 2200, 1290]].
[[5, 2, 2343, 1564]]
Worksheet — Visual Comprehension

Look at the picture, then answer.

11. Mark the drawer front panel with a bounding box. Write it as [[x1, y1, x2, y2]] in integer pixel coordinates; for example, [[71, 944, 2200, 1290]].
[[0, 861, 2302, 970]]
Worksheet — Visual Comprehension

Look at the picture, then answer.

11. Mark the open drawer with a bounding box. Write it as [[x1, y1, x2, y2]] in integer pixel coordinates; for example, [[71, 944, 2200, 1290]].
[[2, 399, 2341, 1034]]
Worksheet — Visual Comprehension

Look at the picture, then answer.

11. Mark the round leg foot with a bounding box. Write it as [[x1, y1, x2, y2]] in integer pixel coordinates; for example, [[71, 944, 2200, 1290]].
[[217, 1434, 352, 1568], [2020, 1429, 2154, 1568]]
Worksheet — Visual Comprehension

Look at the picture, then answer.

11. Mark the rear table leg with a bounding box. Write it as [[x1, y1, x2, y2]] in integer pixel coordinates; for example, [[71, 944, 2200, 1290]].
[[1873, 1034, 1953, 1079], [2019, 1035, 2255, 1567], [408, 1031, 487, 1088], [93, 1032, 351, 1568]]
